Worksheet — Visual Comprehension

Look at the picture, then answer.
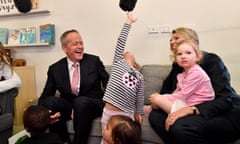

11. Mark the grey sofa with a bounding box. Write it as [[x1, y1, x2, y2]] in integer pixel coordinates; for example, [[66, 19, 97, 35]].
[[32, 64, 240, 144], [0, 88, 18, 144], [80, 64, 240, 144], [65, 64, 171, 144]]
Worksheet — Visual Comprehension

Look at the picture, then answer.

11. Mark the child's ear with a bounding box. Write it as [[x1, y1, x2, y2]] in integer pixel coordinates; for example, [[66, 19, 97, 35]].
[[119, 0, 137, 12]]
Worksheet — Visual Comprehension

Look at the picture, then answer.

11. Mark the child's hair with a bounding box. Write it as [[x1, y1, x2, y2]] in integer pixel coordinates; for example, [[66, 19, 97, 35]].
[[110, 115, 141, 144], [23, 105, 50, 136], [173, 40, 202, 64], [123, 51, 141, 71], [0, 42, 12, 71]]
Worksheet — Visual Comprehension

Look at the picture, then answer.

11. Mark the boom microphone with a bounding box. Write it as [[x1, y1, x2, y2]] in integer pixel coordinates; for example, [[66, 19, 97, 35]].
[[14, 0, 32, 13], [119, 0, 137, 11]]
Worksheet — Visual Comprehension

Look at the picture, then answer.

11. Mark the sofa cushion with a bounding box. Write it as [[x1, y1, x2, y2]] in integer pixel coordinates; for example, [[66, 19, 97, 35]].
[[104, 65, 112, 74], [141, 115, 164, 143], [140, 65, 171, 105]]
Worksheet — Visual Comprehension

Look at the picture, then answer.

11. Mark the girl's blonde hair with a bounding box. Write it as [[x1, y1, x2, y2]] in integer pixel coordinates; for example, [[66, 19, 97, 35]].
[[173, 40, 202, 64]]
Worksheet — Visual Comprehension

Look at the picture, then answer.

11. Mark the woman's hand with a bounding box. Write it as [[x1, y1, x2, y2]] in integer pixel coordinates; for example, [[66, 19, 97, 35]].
[[165, 106, 193, 131]]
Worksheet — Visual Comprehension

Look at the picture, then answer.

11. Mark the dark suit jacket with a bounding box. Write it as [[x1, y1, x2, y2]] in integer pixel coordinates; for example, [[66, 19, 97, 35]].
[[39, 53, 109, 104]]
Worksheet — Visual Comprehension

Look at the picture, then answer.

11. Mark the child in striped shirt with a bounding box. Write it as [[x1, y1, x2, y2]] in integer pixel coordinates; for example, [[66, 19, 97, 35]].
[[101, 12, 144, 144]]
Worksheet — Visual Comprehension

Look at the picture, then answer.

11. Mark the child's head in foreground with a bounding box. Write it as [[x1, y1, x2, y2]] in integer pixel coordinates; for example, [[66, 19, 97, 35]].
[[103, 115, 141, 144], [23, 105, 50, 137]]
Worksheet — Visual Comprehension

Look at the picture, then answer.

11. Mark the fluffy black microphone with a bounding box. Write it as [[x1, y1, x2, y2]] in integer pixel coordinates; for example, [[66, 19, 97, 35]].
[[119, 0, 137, 11], [14, 0, 32, 13]]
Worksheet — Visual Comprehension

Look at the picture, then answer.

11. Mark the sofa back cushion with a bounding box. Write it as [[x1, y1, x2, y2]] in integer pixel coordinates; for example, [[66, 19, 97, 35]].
[[104, 65, 112, 75], [140, 65, 171, 105]]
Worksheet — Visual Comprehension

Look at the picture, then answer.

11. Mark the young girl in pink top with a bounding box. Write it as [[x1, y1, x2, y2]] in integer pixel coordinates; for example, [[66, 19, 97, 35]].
[[149, 40, 215, 113]]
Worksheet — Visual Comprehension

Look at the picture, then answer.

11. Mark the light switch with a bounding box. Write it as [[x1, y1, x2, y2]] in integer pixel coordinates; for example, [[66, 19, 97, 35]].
[[147, 25, 160, 34]]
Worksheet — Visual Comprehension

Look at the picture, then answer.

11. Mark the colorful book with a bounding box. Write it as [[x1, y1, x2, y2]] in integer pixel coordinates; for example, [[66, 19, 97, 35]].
[[19, 27, 36, 44], [40, 24, 55, 45], [0, 28, 8, 44], [8, 29, 21, 44]]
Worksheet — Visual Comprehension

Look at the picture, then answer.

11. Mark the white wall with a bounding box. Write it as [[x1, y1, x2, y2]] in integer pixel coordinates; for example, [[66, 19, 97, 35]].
[[1, 0, 240, 96]]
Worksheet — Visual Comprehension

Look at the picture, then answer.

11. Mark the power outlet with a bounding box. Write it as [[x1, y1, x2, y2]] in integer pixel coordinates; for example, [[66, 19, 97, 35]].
[[160, 25, 171, 34]]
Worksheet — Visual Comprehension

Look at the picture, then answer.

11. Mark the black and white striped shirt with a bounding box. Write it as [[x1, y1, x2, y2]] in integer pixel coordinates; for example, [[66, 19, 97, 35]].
[[103, 23, 144, 115]]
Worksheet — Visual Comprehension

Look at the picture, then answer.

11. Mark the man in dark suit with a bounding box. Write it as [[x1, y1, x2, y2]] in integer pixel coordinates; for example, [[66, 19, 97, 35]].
[[38, 29, 109, 144]]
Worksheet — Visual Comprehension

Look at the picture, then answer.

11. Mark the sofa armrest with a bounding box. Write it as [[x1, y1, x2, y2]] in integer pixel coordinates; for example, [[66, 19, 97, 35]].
[[0, 88, 18, 114]]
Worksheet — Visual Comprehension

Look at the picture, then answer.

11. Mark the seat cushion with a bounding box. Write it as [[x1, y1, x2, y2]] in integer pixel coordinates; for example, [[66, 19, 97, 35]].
[[141, 115, 164, 144], [67, 117, 102, 137], [0, 113, 13, 132]]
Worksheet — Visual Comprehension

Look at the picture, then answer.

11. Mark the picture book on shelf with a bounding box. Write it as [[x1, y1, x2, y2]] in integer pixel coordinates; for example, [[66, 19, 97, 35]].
[[40, 24, 55, 45], [8, 29, 21, 44], [19, 27, 36, 44], [0, 28, 8, 44]]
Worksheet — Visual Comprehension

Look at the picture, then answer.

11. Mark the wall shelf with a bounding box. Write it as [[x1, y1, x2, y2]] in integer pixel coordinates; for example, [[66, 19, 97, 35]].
[[4, 43, 51, 48], [0, 9, 50, 18]]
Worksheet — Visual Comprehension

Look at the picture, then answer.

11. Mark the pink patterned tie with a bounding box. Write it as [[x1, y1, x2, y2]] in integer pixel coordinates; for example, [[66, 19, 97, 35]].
[[71, 63, 79, 95]]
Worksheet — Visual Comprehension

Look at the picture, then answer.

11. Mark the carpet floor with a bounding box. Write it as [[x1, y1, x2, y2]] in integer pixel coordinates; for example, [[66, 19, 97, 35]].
[[13, 125, 24, 134]]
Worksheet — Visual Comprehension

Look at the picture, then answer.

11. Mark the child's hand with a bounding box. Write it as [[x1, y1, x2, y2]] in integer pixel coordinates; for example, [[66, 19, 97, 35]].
[[49, 110, 61, 124], [135, 114, 143, 124], [126, 12, 137, 25], [148, 92, 161, 108]]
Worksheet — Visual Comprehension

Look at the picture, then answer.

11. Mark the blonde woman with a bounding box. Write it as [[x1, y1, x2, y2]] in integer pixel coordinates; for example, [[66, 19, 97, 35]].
[[149, 40, 215, 114], [148, 27, 240, 144]]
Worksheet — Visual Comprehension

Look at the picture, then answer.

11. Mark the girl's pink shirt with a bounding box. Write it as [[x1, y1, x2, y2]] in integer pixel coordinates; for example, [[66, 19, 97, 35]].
[[164, 64, 215, 106]]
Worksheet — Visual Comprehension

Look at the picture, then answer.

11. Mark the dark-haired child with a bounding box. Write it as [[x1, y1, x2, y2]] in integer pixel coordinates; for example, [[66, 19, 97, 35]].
[[16, 105, 63, 144], [103, 115, 141, 144]]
